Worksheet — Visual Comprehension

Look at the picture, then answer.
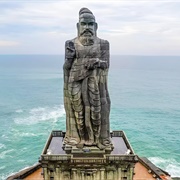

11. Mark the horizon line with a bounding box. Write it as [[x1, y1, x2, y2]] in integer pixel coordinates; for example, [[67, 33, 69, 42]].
[[1, 54, 180, 57]]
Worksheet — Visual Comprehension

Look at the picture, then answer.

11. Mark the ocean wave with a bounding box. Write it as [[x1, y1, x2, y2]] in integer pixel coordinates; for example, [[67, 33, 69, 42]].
[[15, 109, 23, 113], [0, 166, 5, 170], [149, 157, 180, 177], [0, 149, 15, 159], [1, 171, 14, 180], [6, 162, 39, 179], [14, 105, 65, 125], [17, 159, 25, 163], [0, 143, 6, 149], [20, 132, 38, 137]]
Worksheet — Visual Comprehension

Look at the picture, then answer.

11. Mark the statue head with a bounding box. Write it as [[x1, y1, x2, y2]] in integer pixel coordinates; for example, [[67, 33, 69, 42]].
[[77, 8, 98, 45]]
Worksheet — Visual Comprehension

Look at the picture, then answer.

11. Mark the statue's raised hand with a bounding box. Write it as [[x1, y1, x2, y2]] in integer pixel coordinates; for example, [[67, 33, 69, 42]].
[[99, 61, 108, 69], [85, 58, 99, 70], [85, 59, 108, 70], [64, 41, 75, 70], [66, 41, 76, 59]]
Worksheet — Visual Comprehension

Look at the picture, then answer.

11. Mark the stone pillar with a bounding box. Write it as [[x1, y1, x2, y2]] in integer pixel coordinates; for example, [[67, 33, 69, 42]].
[[72, 169, 77, 180], [108, 170, 113, 180], [96, 170, 100, 180], [48, 169, 51, 180], [44, 168, 49, 180], [90, 174, 93, 180], [118, 167, 122, 180], [100, 168, 105, 180], [81, 171, 85, 180], [114, 169, 118, 180], [76, 170, 80, 180], [129, 167, 134, 180], [55, 167, 60, 180], [59, 168, 63, 180], [93, 172, 96, 180]]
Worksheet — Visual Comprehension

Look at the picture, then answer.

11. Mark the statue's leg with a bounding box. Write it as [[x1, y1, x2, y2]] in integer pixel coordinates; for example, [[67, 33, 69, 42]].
[[99, 70, 112, 147], [82, 78, 94, 146], [68, 81, 85, 148], [88, 76, 105, 149]]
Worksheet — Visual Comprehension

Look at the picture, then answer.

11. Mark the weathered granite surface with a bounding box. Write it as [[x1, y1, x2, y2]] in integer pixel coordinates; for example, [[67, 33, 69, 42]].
[[40, 130, 136, 180], [63, 7, 111, 150]]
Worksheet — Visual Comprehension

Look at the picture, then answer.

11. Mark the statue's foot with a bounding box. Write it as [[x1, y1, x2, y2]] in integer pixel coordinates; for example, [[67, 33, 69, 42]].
[[101, 138, 113, 148], [102, 139, 111, 146], [76, 140, 85, 149], [85, 139, 94, 146], [97, 142, 106, 150]]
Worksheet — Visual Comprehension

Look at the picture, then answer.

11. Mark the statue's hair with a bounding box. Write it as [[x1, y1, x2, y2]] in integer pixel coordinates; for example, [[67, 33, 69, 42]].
[[79, 8, 93, 16], [79, 7, 95, 20]]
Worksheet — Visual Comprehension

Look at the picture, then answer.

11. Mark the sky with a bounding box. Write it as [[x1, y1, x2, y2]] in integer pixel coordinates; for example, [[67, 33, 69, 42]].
[[0, 0, 180, 55]]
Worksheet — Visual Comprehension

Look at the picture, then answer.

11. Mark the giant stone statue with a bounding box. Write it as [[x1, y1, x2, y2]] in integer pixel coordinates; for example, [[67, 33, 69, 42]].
[[63, 8, 111, 150]]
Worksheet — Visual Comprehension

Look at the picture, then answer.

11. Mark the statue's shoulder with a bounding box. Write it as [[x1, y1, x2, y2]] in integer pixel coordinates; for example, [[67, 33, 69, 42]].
[[65, 38, 76, 46], [98, 38, 109, 45], [97, 37, 109, 50]]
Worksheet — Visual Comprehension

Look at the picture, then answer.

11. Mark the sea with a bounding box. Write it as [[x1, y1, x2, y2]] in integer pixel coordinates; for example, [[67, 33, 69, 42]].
[[0, 55, 180, 179]]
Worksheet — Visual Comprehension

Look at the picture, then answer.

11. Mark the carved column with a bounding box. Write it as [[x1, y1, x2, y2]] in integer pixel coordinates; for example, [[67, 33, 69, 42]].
[[72, 169, 77, 180], [100, 168, 105, 180], [55, 167, 60, 180], [60, 168, 63, 180], [129, 167, 134, 180], [118, 167, 122, 180], [48, 169, 51, 180], [96, 170, 100, 180], [44, 168, 49, 180], [81, 171, 85, 180], [114, 168, 118, 180], [92, 171, 96, 180], [59, 168, 62, 180], [108, 170, 114, 180]]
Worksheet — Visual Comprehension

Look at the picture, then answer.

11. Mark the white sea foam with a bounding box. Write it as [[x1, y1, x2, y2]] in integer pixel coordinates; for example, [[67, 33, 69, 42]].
[[4, 168, 26, 180], [3, 162, 39, 179], [15, 109, 23, 113], [0, 149, 14, 159], [149, 157, 180, 177], [0, 143, 6, 149], [17, 159, 25, 162], [16, 132, 38, 137], [2, 171, 14, 180], [13, 162, 39, 173], [0, 166, 5, 170], [14, 105, 65, 125]]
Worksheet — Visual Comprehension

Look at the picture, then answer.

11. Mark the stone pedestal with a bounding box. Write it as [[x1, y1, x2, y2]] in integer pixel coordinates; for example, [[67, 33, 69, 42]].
[[40, 130, 138, 180]]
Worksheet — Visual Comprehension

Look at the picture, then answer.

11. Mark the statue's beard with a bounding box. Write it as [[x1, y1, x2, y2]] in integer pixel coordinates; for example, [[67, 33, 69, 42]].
[[78, 29, 95, 46], [79, 36, 94, 46]]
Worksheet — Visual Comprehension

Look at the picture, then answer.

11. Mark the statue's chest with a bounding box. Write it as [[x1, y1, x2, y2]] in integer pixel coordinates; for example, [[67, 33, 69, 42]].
[[75, 44, 101, 58]]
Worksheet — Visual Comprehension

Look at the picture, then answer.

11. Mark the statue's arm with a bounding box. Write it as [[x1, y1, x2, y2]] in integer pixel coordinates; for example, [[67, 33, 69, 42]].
[[86, 40, 109, 70], [99, 40, 110, 69], [63, 40, 75, 71]]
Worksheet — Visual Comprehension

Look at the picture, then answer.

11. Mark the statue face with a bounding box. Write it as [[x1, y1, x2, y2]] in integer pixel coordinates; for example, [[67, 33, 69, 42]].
[[78, 17, 96, 37]]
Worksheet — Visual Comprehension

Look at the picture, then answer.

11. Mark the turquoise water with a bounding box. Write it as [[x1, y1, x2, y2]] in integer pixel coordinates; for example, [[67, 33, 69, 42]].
[[0, 55, 180, 179]]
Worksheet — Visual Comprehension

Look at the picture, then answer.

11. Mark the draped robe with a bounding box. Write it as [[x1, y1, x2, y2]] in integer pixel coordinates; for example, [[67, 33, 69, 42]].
[[63, 37, 111, 146]]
